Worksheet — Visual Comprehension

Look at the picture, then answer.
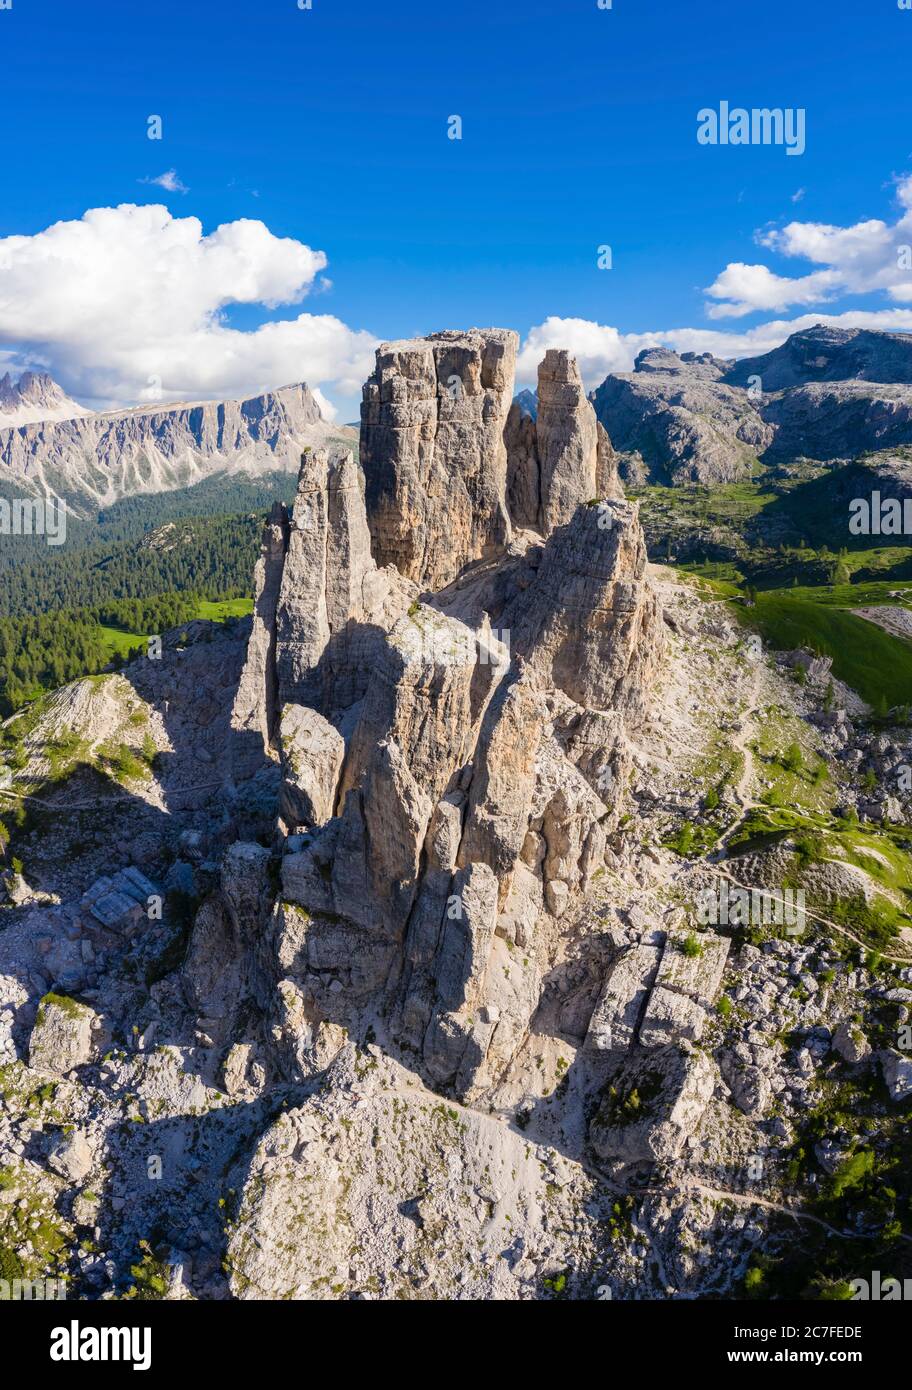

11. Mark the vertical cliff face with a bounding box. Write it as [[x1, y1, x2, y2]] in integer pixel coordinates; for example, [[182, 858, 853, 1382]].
[[508, 499, 660, 715], [535, 349, 600, 531], [225, 329, 662, 1101], [230, 501, 289, 763], [360, 329, 518, 588], [231, 445, 417, 738]]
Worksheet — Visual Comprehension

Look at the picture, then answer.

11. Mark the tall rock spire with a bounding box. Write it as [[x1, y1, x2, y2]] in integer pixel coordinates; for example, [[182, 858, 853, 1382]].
[[361, 328, 518, 588]]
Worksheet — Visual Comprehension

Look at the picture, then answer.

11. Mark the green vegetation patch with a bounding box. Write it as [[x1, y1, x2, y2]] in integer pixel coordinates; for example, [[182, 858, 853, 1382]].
[[748, 706, 835, 815], [0, 1164, 72, 1282], [737, 595, 912, 710], [597, 1071, 664, 1129], [36, 992, 89, 1024], [120, 1241, 172, 1300]]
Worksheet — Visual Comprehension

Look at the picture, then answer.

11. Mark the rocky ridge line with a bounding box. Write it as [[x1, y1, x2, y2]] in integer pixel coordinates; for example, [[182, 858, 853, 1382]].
[[0, 382, 351, 513]]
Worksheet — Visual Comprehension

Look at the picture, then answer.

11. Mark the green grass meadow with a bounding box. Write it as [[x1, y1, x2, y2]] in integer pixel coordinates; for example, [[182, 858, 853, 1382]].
[[98, 597, 254, 664], [737, 594, 912, 709]]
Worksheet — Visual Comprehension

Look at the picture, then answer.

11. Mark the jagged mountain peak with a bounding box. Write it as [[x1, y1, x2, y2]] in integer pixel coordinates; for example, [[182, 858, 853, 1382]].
[[591, 325, 912, 484], [512, 387, 538, 419], [2, 323, 909, 1305], [231, 330, 660, 1109], [0, 369, 89, 428]]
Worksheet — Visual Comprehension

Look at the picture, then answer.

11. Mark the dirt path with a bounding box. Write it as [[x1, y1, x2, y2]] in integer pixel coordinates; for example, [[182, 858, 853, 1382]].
[[627, 1178, 912, 1244], [713, 663, 765, 856], [694, 668, 912, 963], [705, 863, 912, 964], [0, 779, 229, 812]]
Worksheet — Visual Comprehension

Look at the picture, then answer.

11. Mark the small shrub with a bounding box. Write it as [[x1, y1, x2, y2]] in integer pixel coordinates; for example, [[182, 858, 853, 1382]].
[[783, 743, 803, 774]]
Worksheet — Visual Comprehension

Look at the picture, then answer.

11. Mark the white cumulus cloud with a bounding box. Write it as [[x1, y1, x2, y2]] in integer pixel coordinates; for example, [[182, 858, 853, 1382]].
[[516, 317, 663, 387], [704, 173, 912, 317], [0, 203, 378, 415], [518, 308, 912, 393], [703, 262, 840, 318], [519, 179, 912, 388]]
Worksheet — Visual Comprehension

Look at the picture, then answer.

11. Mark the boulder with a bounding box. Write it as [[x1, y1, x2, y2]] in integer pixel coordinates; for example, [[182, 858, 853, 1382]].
[[47, 1129, 94, 1183], [279, 704, 345, 828], [721, 1062, 772, 1120], [638, 986, 709, 1049], [880, 1048, 912, 1102], [589, 1045, 717, 1163], [832, 1020, 872, 1065], [29, 994, 100, 1075], [585, 941, 664, 1053], [649, 932, 731, 1013]]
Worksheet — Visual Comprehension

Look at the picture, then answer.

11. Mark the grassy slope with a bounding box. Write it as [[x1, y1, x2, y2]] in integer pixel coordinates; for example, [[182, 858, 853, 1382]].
[[194, 598, 254, 621], [97, 624, 146, 659], [768, 580, 912, 608], [738, 595, 912, 708], [750, 703, 837, 816]]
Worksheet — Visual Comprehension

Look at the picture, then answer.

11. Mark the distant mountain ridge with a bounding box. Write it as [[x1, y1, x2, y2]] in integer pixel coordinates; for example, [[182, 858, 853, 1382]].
[[591, 326, 912, 485], [0, 370, 89, 429], [723, 326, 912, 390], [0, 382, 355, 514]]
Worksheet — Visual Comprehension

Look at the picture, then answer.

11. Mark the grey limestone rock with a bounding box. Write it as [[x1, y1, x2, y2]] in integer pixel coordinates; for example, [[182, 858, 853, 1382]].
[[535, 349, 599, 534], [589, 1045, 718, 1163], [361, 329, 518, 588], [29, 995, 100, 1075]]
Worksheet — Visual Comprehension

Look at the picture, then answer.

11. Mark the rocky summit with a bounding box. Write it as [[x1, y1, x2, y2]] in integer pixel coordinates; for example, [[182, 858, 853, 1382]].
[[0, 371, 89, 430], [231, 330, 661, 1106], [2, 326, 912, 1305], [591, 325, 912, 485]]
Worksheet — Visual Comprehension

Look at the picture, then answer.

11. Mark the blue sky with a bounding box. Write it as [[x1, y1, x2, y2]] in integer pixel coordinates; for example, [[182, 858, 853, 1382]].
[[2, 0, 912, 418]]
